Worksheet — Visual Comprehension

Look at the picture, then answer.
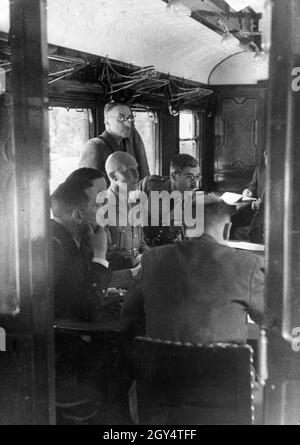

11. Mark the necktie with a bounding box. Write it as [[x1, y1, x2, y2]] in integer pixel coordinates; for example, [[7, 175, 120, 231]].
[[120, 139, 127, 152]]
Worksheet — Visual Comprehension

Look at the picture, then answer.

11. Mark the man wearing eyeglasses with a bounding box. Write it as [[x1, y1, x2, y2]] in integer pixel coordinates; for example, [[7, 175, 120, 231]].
[[79, 102, 149, 179], [138, 153, 201, 246]]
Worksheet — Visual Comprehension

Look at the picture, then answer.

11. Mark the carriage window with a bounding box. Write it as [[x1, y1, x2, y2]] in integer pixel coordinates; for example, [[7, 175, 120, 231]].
[[133, 110, 159, 175], [179, 110, 199, 162], [49, 107, 92, 193]]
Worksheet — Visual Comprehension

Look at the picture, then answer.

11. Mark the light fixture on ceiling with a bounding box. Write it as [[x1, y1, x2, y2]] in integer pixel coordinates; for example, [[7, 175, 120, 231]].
[[224, 0, 264, 14], [165, 0, 191, 18], [261, 0, 272, 54], [217, 19, 239, 49], [249, 41, 267, 63], [168, 104, 179, 116], [224, 0, 272, 56]]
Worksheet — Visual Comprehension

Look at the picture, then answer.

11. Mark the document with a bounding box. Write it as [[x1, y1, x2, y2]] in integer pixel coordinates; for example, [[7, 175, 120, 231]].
[[221, 192, 256, 205], [228, 241, 265, 251], [220, 192, 242, 205]]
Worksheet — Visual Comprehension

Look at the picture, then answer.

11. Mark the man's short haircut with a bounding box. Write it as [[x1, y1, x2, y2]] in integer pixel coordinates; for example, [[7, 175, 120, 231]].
[[203, 193, 231, 230], [51, 177, 93, 217], [66, 167, 105, 182], [170, 154, 198, 172], [104, 101, 131, 120]]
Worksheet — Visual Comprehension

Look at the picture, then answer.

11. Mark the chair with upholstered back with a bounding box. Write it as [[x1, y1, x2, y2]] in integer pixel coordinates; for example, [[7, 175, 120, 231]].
[[133, 336, 255, 425]]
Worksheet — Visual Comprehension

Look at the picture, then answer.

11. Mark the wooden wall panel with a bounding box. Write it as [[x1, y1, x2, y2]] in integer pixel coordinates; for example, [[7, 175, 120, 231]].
[[214, 86, 267, 193]]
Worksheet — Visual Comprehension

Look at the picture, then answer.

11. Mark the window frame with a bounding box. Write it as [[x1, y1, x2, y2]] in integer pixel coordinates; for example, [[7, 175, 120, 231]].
[[48, 102, 95, 192], [132, 107, 160, 176], [179, 109, 201, 163]]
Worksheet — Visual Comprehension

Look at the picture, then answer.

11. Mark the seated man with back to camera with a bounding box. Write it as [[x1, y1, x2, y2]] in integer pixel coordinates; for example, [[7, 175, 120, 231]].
[[121, 194, 268, 344], [138, 153, 201, 247], [104, 151, 145, 271], [230, 150, 267, 244], [51, 172, 139, 424], [79, 101, 149, 180]]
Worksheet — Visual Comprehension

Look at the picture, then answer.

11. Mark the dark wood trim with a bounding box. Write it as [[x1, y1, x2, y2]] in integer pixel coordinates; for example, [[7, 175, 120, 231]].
[[211, 85, 267, 193], [49, 79, 104, 98], [264, 0, 300, 425], [214, 84, 267, 93], [9, 0, 55, 425], [161, 110, 179, 176], [265, 0, 293, 335], [202, 106, 216, 192]]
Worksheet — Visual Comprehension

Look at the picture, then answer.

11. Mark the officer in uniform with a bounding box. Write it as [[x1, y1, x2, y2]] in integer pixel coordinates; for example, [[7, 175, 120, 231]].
[[105, 151, 145, 269], [138, 153, 200, 247]]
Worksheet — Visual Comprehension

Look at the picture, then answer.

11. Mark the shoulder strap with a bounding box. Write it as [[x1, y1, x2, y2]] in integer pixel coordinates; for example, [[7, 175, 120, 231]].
[[97, 135, 114, 155]]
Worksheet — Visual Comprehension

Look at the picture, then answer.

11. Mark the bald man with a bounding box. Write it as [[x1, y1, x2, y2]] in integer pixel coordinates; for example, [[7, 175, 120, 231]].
[[105, 151, 145, 270], [79, 102, 149, 179], [106, 151, 140, 194]]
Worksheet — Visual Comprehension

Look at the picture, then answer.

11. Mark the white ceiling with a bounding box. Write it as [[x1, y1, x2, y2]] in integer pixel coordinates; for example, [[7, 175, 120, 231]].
[[0, 0, 268, 85], [225, 0, 264, 13]]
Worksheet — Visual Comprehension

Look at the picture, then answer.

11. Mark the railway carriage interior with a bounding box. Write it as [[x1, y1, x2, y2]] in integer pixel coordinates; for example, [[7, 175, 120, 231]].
[[0, 0, 300, 425]]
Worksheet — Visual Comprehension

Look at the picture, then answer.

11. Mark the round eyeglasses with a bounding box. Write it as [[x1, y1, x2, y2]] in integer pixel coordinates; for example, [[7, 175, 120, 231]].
[[176, 172, 201, 182], [184, 173, 201, 182], [116, 115, 135, 124]]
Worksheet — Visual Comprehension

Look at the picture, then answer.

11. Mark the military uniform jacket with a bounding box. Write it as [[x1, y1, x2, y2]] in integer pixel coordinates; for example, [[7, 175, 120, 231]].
[[138, 175, 184, 246], [106, 187, 144, 269]]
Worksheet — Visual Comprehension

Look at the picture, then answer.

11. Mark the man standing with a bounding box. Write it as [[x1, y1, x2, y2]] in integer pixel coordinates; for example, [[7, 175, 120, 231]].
[[79, 102, 149, 179], [138, 153, 200, 246]]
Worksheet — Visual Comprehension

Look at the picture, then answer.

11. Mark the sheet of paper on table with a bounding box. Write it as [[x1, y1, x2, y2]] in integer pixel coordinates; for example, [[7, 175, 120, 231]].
[[221, 192, 256, 205], [220, 192, 243, 205], [227, 241, 265, 251]]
